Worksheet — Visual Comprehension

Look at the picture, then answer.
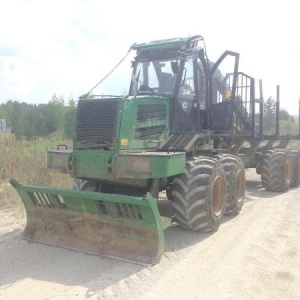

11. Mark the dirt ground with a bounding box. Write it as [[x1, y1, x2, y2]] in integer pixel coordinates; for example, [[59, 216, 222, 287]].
[[0, 169, 299, 300]]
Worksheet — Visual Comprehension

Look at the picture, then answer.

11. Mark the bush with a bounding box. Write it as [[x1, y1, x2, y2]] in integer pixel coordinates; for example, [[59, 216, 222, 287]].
[[0, 131, 73, 210]]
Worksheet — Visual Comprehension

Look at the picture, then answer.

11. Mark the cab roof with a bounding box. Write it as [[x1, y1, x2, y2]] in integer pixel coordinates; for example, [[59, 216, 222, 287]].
[[132, 35, 203, 53]]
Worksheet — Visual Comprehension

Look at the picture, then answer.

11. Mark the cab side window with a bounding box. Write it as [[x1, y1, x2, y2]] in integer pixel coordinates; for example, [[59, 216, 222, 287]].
[[179, 58, 195, 100]]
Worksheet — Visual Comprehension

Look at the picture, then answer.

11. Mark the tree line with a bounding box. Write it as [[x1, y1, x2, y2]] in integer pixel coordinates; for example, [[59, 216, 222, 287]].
[[263, 97, 297, 135], [0, 95, 297, 141], [0, 95, 76, 140]]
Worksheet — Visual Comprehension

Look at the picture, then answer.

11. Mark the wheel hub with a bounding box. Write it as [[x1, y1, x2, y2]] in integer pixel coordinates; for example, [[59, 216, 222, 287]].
[[212, 176, 225, 217], [235, 170, 245, 203], [284, 159, 292, 184]]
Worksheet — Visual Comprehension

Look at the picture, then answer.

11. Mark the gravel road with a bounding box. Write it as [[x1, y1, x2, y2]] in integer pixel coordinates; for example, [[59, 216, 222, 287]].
[[0, 169, 299, 300]]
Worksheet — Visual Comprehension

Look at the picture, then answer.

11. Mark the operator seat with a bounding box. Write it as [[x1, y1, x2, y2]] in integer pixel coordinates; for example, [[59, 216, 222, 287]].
[[159, 72, 174, 93]]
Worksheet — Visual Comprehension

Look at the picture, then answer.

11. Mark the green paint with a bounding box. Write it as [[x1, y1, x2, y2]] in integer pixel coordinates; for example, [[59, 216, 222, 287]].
[[10, 179, 171, 265]]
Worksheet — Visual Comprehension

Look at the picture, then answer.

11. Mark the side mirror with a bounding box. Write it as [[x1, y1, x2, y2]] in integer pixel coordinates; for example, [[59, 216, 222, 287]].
[[171, 61, 179, 74], [198, 48, 205, 60]]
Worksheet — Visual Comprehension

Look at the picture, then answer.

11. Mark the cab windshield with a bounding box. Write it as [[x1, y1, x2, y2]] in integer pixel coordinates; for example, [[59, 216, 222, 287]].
[[130, 59, 178, 96]]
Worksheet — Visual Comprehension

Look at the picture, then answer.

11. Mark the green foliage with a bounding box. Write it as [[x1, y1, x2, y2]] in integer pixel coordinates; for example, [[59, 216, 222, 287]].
[[262, 97, 296, 135], [63, 98, 77, 139], [0, 96, 78, 211], [0, 131, 73, 210], [263, 97, 276, 134], [0, 95, 77, 140], [1, 130, 72, 183], [280, 109, 294, 122]]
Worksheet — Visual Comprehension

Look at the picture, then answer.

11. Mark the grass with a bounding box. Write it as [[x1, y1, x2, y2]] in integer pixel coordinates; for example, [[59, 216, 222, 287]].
[[0, 131, 73, 212], [287, 140, 300, 149], [1, 129, 299, 213]]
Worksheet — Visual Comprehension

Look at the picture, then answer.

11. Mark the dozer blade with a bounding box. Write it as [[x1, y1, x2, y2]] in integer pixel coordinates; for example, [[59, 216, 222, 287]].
[[10, 179, 171, 265]]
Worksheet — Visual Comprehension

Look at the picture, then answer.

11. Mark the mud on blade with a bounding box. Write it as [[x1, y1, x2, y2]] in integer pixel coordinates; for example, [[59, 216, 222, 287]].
[[10, 179, 171, 265]]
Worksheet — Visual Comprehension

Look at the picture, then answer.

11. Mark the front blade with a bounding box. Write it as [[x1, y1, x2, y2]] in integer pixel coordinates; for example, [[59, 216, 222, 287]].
[[10, 179, 171, 265]]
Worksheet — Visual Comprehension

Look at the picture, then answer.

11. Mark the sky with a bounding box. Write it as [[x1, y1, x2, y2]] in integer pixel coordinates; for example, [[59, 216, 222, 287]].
[[0, 0, 299, 114]]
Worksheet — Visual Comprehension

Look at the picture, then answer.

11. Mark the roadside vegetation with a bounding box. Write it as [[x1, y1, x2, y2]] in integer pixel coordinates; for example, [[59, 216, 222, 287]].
[[0, 94, 76, 140], [262, 97, 299, 135], [0, 95, 76, 212], [0, 96, 299, 212], [0, 131, 73, 212]]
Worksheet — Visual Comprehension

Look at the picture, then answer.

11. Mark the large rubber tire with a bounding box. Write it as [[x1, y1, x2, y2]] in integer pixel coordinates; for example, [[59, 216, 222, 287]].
[[261, 149, 292, 192], [214, 154, 246, 215], [171, 156, 227, 232], [287, 149, 300, 187]]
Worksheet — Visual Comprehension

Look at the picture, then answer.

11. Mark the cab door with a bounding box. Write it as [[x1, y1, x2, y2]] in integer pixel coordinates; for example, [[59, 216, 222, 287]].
[[209, 51, 240, 131], [170, 55, 198, 133]]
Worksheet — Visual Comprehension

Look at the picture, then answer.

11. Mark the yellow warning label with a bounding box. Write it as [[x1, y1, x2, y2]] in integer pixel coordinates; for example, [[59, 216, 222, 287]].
[[121, 139, 128, 146]]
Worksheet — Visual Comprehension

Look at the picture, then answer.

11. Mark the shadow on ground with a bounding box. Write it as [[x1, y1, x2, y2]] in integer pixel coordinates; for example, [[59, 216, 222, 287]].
[[0, 167, 291, 297]]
